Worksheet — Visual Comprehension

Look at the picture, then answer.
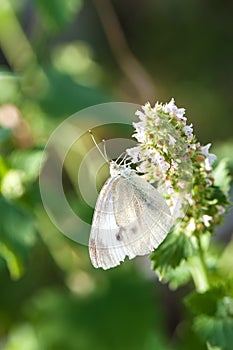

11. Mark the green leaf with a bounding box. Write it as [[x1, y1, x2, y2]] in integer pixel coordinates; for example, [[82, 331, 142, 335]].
[[36, 0, 83, 32], [9, 149, 44, 182], [0, 155, 8, 180], [0, 242, 23, 279], [150, 230, 197, 279], [213, 159, 231, 195], [160, 261, 191, 290], [0, 196, 36, 278], [190, 295, 233, 350], [193, 315, 233, 350], [185, 289, 224, 316]]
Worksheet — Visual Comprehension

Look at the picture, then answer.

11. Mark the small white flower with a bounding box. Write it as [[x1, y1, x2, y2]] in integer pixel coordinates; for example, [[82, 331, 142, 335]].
[[132, 121, 146, 142], [152, 153, 170, 172], [171, 159, 179, 170], [176, 108, 187, 122], [137, 161, 151, 175], [204, 158, 213, 172], [183, 124, 193, 140], [205, 178, 212, 186], [142, 102, 154, 117], [135, 110, 146, 121], [168, 134, 176, 146], [154, 117, 161, 126], [178, 181, 187, 189], [163, 98, 187, 123], [216, 205, 225, 215], [126, 146, 141, 163], [165, 179, 174, 194], [203, 214, 212, 227], [163, 98, 177, 115], [185, 193, 195, 206], [187, 143, 196, 150], [153, 102, 163, 113], [187, 218, 196, 232], [200, 143, 217, 165]]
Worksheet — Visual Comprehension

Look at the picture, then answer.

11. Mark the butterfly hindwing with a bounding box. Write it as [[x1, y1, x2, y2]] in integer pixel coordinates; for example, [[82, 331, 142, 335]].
[[89, 176, 128, 269]]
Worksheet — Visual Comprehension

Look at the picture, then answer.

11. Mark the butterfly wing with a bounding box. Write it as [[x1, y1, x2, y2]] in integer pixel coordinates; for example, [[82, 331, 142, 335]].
[[112, 173, 173, 257], [89, 173, 173, 270], [89, 176, 128, 269]]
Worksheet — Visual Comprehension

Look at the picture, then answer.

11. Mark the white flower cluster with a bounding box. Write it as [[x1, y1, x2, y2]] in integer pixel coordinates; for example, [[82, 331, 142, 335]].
[[127, 98, 222, 230]]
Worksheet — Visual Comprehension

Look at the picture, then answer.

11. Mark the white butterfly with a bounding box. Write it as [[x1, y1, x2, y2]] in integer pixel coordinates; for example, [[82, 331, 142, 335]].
[[88, 132, 173, 270]]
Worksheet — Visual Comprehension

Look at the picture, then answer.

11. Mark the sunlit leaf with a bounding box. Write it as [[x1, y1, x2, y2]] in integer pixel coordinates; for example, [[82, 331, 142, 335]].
[[0, 196, 37, 278], [1, 324, 40, 350], [160, 261, 191, 290], [0, 242, 23, 279], [9, 149, 44, 182], [213, 159, 231, 195], [150, 230, 197, 279]]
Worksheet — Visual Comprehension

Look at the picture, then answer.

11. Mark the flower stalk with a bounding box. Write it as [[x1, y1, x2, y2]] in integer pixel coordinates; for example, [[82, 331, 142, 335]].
[[127, 98, 229, 290]]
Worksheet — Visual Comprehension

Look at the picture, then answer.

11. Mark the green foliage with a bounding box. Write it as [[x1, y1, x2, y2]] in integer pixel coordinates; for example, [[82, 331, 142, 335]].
[[193, 312, 233, 350], [35, 0, 83, 32], [9, 148, 44, 183], [158, 262, 191, 290], [0, 1, 232, 349], [39, 68, 109, 118], [2, 273, 172, 350], [0, 196, 36, 279], [151, 230, 197, 278], [213, 159, 231, 195]]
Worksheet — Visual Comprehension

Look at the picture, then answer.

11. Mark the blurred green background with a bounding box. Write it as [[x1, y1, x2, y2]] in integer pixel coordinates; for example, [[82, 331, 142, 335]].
[[0, 1, 232, 349]]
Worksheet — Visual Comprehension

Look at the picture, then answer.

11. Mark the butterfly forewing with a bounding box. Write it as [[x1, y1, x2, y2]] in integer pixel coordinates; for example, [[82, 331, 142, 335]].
[[112, 174, 173, 255]]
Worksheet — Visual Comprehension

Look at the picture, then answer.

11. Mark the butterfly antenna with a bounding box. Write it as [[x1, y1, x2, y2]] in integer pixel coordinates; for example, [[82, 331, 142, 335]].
[[102, 139, 109, 161], [116, 152, 126, 165], [123, 157, 132, 166], [89, 130, 109, 163]]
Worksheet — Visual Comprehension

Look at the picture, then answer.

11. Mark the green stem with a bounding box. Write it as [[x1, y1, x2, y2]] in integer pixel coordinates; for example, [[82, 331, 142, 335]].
[[188, 236, 210, 292]]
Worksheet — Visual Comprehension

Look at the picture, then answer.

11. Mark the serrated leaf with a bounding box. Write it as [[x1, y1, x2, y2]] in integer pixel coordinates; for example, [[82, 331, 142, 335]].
[[193, 315, 233, 350], [160, 261, 191, 290], [185, 289, 224, 316], [213, 159, 231, 195], [150, 230, 197, 279]]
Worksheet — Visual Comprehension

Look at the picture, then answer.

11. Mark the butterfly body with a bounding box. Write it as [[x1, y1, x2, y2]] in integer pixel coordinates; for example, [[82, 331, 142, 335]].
[[89, 161, 173, 269]]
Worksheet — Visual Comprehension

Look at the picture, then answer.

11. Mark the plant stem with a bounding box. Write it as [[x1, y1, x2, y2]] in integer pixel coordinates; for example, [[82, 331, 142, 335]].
[[188, 236, 210, 292]]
